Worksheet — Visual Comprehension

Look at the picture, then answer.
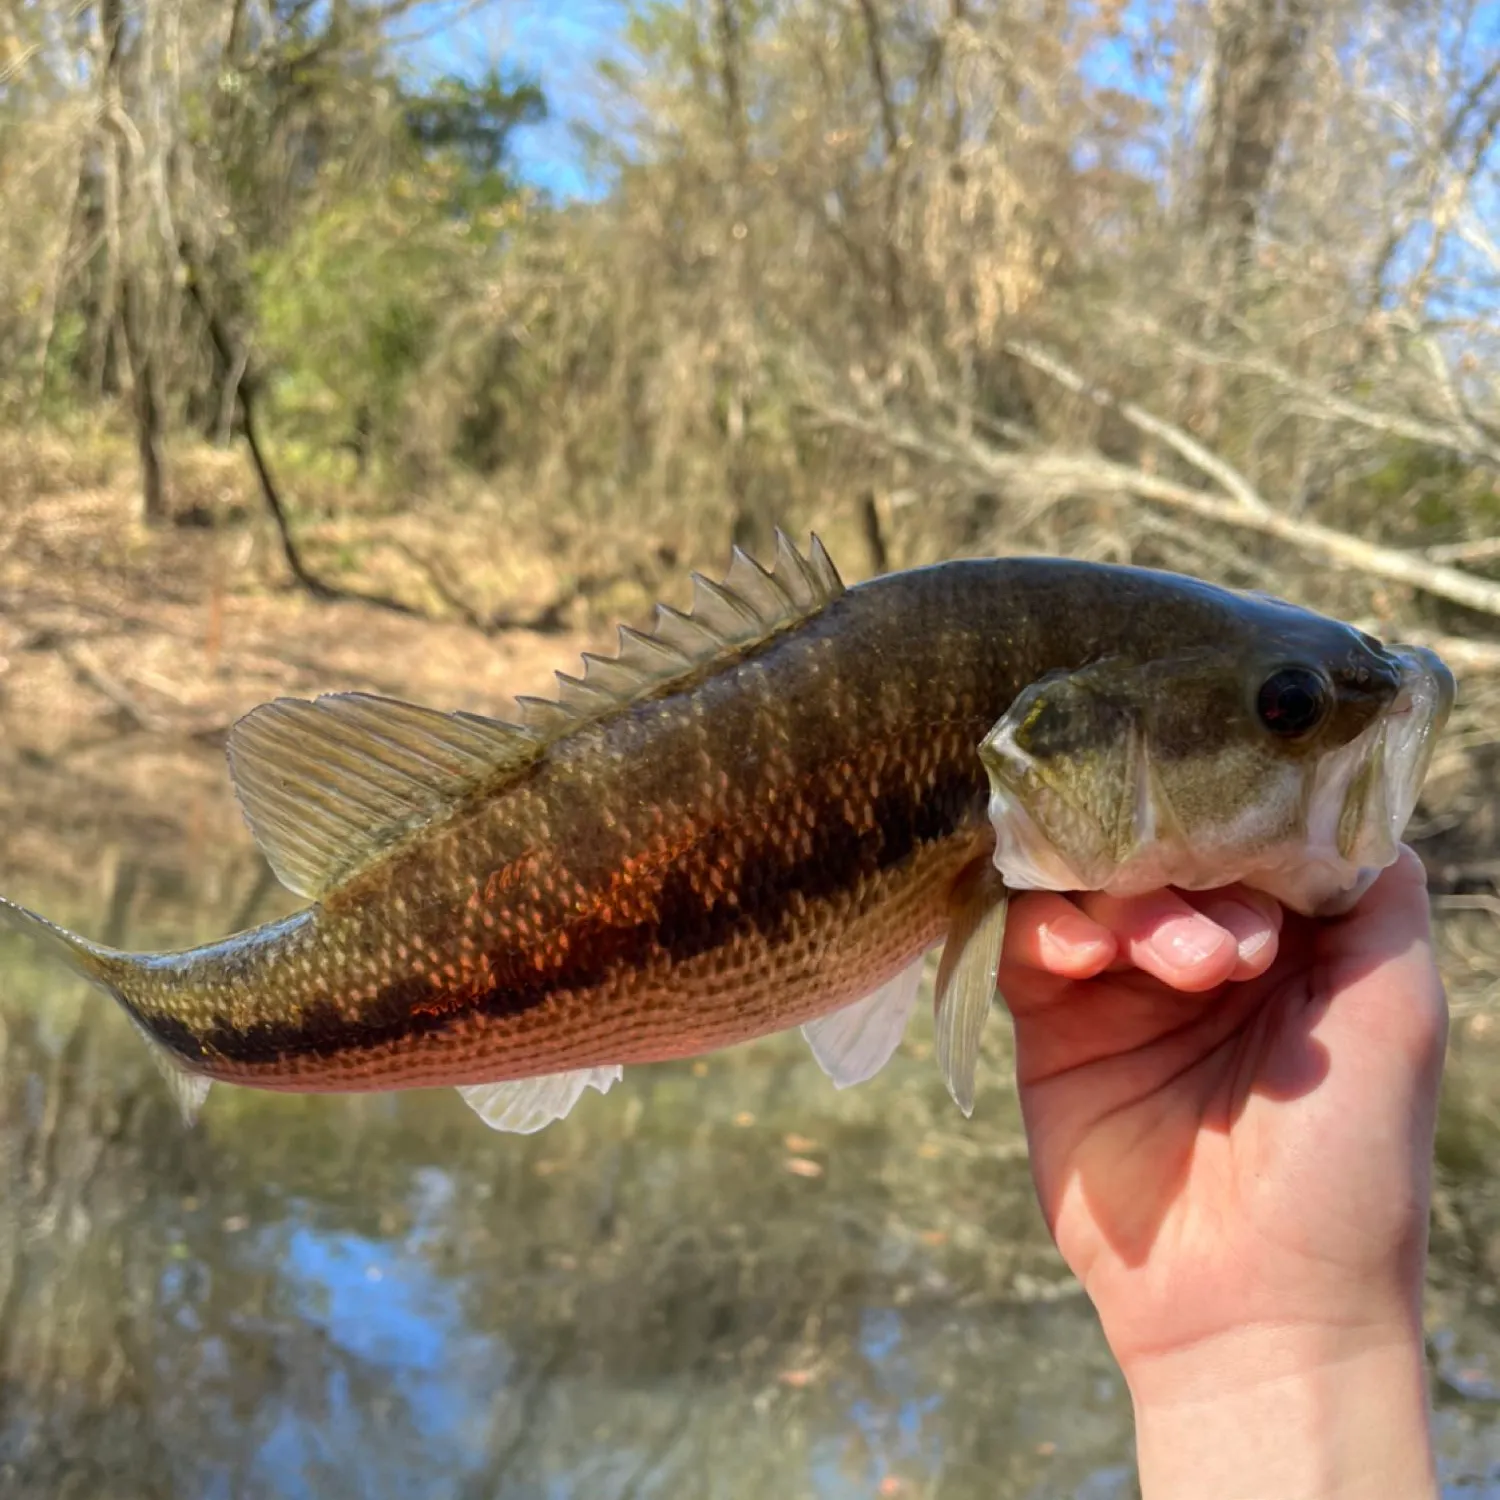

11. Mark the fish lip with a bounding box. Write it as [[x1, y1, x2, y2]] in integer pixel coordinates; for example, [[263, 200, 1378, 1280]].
[[1252, 640, 1453, 914], [1384, 687, 1417, 722], [1362, 644, 1453, 849], [1391, 644, 1457, 728], [1375, 646, 1454, 732]]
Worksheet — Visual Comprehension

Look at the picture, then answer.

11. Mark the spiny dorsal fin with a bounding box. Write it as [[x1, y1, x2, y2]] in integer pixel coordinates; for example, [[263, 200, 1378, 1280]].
[[227, 693, 538, 899], [515, 530, 843, 734]]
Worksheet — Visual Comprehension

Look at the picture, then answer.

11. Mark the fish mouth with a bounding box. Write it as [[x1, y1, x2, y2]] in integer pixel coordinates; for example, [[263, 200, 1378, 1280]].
[[1290, 644, 1454, 914], [1395, 644, 1456, 729], [1378, 645, 1454, 814]]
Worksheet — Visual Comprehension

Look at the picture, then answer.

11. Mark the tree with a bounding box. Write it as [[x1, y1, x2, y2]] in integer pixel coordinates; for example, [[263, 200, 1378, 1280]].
[[0, 0, 546, 521]]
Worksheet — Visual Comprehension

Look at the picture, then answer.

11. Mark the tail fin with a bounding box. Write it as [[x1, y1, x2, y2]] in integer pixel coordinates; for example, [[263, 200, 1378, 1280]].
[[0, 895, 212, 1122], [0, 893, 124, 985]]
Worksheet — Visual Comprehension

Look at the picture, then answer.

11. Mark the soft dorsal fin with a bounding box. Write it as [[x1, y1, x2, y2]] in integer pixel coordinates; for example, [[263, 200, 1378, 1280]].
[[227, 535, 842, 899], [227, 693, 538, 899], [514, 530, 844, 734]]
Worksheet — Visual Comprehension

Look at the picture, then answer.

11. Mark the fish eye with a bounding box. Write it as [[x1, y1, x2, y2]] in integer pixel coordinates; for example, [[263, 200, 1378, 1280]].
[[1256, 666, 1331, 738]]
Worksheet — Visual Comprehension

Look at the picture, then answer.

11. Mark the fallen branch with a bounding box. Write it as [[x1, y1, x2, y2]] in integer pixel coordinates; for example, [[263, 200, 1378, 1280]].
[[59, 642, 170, 734], [807, 394, 1500, 620], [1114, 313, 1500, 469], [1112, 471, 1500, 617], [379, 539, 647, 635], [1003, 338, 1273, 516], [1434, 893, 1500, 921], [1425, 859, 1500, 895], [1428, 536, 1500, 565], [1346, 623, 1500, 675]]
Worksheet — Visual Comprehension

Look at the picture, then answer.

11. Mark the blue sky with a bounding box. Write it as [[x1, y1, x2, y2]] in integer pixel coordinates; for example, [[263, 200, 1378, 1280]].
[[412, 1, 630, 200], [408, 0, 1500, 329], [415, 0, 1184, 204]]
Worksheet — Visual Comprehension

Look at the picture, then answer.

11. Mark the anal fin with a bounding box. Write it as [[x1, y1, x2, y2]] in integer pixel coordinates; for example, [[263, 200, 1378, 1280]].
[[933, 861, 1010, 1117], [801, 953, 927, 1088], [457, 1066, 623, 1134]]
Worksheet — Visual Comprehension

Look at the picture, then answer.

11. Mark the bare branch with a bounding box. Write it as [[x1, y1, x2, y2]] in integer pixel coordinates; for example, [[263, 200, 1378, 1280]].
[[1346, 625, 1500, 676], [1117, 315, 1500, 468], [1428, 537, 1500, 565], [1003, 339, 1274, 515], [807, 391, 1500, 620], [59, 641, 170, 734]]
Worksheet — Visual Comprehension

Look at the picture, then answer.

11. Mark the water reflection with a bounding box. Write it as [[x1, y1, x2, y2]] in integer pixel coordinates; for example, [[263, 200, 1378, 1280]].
[[1, 863, 1498, 1498]]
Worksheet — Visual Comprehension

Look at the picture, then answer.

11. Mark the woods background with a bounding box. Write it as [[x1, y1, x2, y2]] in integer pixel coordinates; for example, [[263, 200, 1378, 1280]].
[[2, 8, 1500, 1486]]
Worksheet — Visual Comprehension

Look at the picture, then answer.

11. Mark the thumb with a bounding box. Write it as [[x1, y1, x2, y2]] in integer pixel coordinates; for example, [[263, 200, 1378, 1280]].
[[1315, 845, 1447, 1085]]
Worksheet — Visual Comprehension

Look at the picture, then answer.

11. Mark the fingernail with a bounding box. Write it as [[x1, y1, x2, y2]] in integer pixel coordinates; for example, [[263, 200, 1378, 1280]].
[[1236, 926, 1272, 962], [1236, 924, 1272, 960], [1150, 915, 1226, 968], [1041, 932, 1111, 981], [1202, 899, 1275, 962], [1038, 916, 1106, 964], [1037, 925, 1072, 967]]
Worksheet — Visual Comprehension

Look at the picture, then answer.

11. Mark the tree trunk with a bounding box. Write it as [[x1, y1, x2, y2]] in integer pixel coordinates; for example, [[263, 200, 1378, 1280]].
[[120, 274, 168, 524], [1182, 0, 1316, 447], [1195, 0, 1316, 289], [713, 0, 773, 555]]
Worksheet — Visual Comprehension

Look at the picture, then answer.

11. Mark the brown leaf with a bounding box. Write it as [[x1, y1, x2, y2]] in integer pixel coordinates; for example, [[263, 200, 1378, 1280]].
[[784, 1156, 824, 1178]]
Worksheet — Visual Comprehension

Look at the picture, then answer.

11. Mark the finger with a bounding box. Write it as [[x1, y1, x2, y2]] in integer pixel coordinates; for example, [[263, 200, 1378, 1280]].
[[1003, 891, 1117, 979], [1078, 888, 1240, 992], [1192, 889, 1283, 981]]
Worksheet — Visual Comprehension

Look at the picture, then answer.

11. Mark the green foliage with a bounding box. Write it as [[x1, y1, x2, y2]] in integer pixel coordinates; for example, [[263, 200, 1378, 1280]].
[[1358, 441, 1493, 540], [254, 185, 477, 453], [235, 53, 545, 466], [0, 0, 546, 469], [401, 68, 546, 216]]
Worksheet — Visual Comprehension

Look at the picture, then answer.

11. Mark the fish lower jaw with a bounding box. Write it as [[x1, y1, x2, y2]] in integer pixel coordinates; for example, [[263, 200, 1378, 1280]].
[[987, 792, 1393, 917], [989, 840, 1403, 920], [1133, 844, 1385, 916]]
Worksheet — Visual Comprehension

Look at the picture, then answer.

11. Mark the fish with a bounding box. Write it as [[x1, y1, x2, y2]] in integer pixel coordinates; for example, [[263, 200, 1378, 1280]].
[[0, 536, 1455, 1132]]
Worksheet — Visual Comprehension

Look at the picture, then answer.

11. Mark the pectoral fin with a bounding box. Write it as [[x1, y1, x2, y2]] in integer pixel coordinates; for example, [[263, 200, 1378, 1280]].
[[933, 861, 1009, 1117]]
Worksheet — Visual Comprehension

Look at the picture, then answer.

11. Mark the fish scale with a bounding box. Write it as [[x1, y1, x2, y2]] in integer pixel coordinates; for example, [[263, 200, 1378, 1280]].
[[0, 541, 1455, 1133]]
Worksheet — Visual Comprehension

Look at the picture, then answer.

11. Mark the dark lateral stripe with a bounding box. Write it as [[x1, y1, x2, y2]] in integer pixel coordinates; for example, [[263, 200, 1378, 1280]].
[[158, 759, 986, 1069]]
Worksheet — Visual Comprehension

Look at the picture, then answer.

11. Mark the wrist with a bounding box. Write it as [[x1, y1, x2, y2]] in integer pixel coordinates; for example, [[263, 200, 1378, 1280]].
[[1128, 1319, 1436, 1500]]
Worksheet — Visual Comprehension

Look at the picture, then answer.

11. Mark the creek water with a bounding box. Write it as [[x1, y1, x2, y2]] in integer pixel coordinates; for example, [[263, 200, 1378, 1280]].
[[1, 856, 1498, 1499]]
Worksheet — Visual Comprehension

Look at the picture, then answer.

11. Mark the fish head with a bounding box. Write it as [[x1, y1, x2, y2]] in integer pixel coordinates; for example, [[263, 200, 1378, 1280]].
[[979, 589, 1455, 916]]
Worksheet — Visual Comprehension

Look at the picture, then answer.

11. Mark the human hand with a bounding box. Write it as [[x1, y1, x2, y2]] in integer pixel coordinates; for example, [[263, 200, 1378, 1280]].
[[999, 846, 1446, 1499]]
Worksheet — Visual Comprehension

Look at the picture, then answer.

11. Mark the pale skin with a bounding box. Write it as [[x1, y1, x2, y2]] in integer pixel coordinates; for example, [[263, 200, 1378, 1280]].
[[998, 845, 1445, 1499]]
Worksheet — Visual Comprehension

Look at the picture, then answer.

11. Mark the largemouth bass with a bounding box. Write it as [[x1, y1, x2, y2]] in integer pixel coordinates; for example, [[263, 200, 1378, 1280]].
[[0, 538, 1454, 1132]]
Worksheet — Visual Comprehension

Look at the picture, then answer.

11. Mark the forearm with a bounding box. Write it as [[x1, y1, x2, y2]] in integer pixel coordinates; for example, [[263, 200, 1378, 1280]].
[[1129, 1323, 1437, 1500]]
